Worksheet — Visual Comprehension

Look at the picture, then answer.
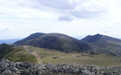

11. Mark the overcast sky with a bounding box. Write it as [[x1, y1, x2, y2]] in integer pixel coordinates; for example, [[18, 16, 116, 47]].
[[0, 0, 121, 39]]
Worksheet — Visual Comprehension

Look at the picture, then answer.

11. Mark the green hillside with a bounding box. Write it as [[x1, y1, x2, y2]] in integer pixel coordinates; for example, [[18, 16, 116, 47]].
[[2, 45, 120, 66], [0, 44, 37, 63]]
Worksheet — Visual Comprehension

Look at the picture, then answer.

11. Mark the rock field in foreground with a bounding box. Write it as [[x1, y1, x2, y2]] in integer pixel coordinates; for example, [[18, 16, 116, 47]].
[[0, 59, 121, 75]]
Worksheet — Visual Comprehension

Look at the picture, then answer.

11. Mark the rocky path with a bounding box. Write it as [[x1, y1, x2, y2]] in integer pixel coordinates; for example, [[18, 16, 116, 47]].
[[31, 52, 42, 64], [23, 46, 42, 64]]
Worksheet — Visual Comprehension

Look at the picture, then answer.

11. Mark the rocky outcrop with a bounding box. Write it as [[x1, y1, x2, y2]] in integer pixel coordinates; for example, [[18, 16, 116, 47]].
[[0, 59, 121, 75]]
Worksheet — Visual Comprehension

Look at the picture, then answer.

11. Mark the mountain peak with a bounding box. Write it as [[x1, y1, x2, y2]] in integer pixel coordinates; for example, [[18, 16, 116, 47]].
[[14, 32, 121, 56], [82, 34, 104, 42], [15, 33, 90, 52], [30, 32, 45, 36], [93, 34, 103, 37]]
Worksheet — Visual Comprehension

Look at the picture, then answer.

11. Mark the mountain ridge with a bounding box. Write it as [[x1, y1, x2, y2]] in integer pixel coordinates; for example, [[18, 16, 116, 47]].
[[15, 33, 90, 52], [14, 33, 121, 56], [82, 34, 121, 56]]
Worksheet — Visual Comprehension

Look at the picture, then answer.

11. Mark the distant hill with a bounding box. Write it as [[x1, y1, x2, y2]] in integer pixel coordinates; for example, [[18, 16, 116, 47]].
[[0, 44, 13, 58], [14, 33, 121, 56], [0, 44, 37, 63], [82, 34, 121, 56], [0, 39, 19, 44], [15, 33, 90, 52]]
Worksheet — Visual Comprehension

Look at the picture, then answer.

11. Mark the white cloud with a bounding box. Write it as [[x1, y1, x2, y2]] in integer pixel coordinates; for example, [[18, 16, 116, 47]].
[[0, 0, 121, 39]]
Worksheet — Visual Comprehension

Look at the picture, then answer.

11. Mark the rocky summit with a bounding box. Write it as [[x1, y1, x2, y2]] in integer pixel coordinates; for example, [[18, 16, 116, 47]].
[[0, 59, 121, 75]]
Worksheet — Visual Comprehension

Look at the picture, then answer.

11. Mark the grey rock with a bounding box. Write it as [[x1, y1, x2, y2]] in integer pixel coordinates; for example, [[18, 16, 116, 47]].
[[0, 59, 120, 75]]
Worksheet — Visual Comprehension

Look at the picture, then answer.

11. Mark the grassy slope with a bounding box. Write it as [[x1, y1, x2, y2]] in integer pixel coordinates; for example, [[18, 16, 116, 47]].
[[4, 46, 37, 63], [8, 46, 121, 66]]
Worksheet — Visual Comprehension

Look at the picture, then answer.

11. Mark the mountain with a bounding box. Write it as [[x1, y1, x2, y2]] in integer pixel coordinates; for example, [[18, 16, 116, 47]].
[[82, 34, 121, 56], [1, 33, 121, 65], [14, 33, 90, 52], [14, 33, 121, 56], [0, 39, 19, 44]]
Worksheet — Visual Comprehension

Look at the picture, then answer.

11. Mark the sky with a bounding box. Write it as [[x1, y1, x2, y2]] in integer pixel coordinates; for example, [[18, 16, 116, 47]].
[[0, 0, 121, 40]]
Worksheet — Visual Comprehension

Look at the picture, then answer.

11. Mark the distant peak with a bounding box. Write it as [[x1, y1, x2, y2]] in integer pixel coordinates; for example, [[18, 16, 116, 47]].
[[86, 34, 103, 38], [82, 34, 104, 42], [93, 34, 103, 38], [23, 33, 46, 40], [30, 32, 45, 36]]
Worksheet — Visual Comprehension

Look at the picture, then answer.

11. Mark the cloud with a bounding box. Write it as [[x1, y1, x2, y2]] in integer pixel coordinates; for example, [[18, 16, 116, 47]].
[[36, 0, 75, 10], [59, 15, 74, 21], [16, 0, 107, 21], [0, 0, 121, 39], [32, 0, 107, 21], [71, 9, 105, 19], [0, 0, 107, 21]]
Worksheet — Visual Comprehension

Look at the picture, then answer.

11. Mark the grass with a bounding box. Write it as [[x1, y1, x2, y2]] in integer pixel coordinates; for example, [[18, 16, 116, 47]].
[[5, 46, 37, 63], [41, 53, 121, 66], [18, 46, 121, 66], [3, 45, 121, 66]]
